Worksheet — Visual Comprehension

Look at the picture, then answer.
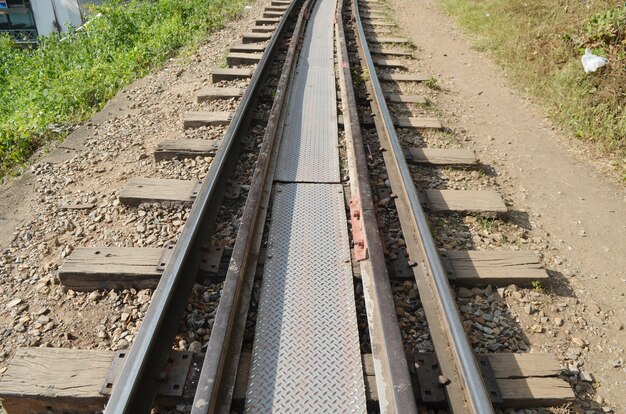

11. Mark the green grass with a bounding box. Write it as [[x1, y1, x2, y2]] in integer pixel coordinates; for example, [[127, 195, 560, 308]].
[[439, 0, 626, 180], [0, 0, 249, 178], [424, 76, 442, 91]]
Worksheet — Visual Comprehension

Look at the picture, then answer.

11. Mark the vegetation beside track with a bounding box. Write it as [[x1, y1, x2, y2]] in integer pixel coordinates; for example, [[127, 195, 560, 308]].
[[0, 0, 248, 179], [439, 0, 626, 180]]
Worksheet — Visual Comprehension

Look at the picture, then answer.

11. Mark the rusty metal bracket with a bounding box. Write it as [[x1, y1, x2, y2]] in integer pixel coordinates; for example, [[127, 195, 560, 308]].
[[410, 353, 446, 404], [190, 180, 203, 201], [377, 187, 392, 201], [225, 181, 242, 199], [349, 196, 368, 261], [200, 245, 225, 274], [242, 135, 256, 151], [156, 243, 175, 273], [478, 356, 504, 404], [101, 350, 193, 397]]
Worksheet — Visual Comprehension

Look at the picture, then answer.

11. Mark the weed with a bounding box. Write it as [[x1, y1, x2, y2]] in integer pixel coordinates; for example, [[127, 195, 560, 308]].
[[352, 67, 364, 87], [405, 39, 417, 50], [424, 76, 441, 90], [439, 130, 456, 141], [360, 67, 370, 82], [219, 51, 230, 68], [531, 280, 543, 292], [478, 217, 497, 232]]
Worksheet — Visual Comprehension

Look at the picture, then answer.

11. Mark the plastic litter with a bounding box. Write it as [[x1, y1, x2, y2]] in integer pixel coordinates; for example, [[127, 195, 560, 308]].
[[581, 48, 608, 73]]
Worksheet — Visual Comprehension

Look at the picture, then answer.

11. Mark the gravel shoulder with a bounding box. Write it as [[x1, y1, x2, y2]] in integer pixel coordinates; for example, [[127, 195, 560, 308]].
[[387, 0, 626, 410]]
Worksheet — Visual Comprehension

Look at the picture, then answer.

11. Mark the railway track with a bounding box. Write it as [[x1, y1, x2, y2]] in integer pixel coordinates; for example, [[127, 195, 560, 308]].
[[0, 0, 576, 412]]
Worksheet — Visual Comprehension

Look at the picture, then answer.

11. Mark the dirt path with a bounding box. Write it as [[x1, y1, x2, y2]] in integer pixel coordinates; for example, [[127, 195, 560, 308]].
[[387, 0, 626, 410]]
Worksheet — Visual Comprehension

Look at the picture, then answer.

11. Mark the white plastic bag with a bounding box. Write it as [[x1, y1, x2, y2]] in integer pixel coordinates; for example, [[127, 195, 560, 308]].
[[581, 48, 608, 73]]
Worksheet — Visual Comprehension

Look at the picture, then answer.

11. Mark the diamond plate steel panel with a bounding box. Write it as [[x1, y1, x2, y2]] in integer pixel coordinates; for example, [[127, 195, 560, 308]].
[[245, 183, 366, 413], [275, 0, 340, 183]]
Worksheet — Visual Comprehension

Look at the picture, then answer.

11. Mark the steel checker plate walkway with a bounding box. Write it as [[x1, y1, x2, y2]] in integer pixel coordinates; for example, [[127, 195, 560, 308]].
[[245, 183, 366, 413], [274, 0, 339, 183]]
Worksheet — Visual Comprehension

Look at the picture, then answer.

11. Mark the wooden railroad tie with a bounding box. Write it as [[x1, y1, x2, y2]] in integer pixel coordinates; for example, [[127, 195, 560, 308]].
[[256, 18, 281, 25], [0, 347, 573, 413], [365, 27, 393, 35], [338, 114, 442, 129], [378, 72, 429, 82], [369, 37, 411, 45], [364, 21, 396, 27], [395, 116, 442, 129], [227, 52, 263, 66], [154, 139, 221, 161], [251, 25, 276, 34], [242, 32, 272, 44], [229, 43, 267, 54], [444, 250, 550, 287], [420, 189, 507, 213], [404, 147, 478, 168], [373, 58, 407, 69], [385, 93, 427, 104], [390, 249, 550, 286], [370, 47, 413, 56], [264, 5, 288, 12], [58, 246, 545, 291], [183, 111, 233, 129], [0, 348, 201, 414], [118, 177, 202, 206], [211, 68, 254, 83], [118, 176, 241, 207], [263, 11, 284, 18], [197, 87, 245, 103], [361, 12, 387, 19], [353, 353, 575, 408], [361, 17, 387, 23], [360, 6, 385, 12], [118, 182, 500, 217], [363, 13, 386, 19]]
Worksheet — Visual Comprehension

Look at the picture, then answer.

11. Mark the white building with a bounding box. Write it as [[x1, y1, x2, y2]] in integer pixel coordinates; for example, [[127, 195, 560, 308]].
[[0, 0, 100, 43]]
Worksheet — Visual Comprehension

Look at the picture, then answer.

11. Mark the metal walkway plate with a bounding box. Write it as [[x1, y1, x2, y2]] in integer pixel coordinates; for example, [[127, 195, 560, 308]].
[[275, 0, 339, 183], [245, 183, 366, 413]]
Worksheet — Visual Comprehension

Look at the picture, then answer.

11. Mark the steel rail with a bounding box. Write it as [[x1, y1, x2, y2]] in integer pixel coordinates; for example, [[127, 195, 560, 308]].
[[103, 3, 301, 412], [351, 1, 495, 413], [335, 2, 417, 413], [190, 0, 311, 411]]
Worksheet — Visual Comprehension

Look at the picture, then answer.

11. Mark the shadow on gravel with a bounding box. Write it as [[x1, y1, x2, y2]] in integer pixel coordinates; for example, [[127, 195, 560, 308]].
[[479, 163, 498, 177], [546, 269, 577, 298], [505, 209, 533, 231]]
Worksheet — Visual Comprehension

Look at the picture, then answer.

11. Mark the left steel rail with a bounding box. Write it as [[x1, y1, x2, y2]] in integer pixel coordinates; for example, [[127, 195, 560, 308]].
[[190, 0, 311, 411], [103, 2, 301, 412]]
